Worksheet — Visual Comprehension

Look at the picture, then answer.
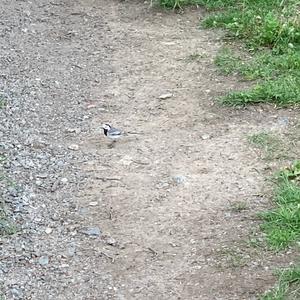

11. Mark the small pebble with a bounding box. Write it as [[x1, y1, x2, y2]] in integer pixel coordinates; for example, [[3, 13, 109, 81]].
[[106, 237, 117, 246], [159, 93, 173, 99], [68, 144, 79, 151], [201, 134, 211, 140], [45, 228, 52, 234], [38, 256, 49, 266], [82, 227, 101, 237], [61, 177, 68, 184], [173, 175, 187, 184]]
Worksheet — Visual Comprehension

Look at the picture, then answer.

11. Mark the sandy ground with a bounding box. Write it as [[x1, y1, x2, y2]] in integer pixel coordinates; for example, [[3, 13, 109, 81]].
[[1, 0, 298, 299]]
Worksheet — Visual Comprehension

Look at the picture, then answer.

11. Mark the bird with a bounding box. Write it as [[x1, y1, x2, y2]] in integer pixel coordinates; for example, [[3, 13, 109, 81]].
[[102, 123, 123, 141]]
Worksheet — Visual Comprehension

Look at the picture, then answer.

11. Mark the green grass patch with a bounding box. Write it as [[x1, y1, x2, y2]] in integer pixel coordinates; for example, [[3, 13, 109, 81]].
[[158, 0, 300, 106], [202, 1, 300, 52], [259, 161, 300, 250], [215, 48, 300, 80], [156, 0, 237, 10], [222, 75, 300, 106], [261, 266, 300, 300], [202, 1, 300, 106]]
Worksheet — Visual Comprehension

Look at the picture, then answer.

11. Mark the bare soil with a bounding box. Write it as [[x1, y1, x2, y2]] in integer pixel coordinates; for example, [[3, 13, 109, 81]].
[[1, 0, 298, 299]]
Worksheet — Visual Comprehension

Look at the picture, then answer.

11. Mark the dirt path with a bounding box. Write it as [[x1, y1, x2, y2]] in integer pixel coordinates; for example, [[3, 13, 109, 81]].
[[1, 1, 296, 299]]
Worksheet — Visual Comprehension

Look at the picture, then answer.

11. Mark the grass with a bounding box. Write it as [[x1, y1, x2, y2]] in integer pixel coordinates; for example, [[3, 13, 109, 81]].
[[158, 0, 300, 107], [185, 52, 207, 62], [215, 246, 250, 269], [259, 161, 300, 250], [248, 132, 288, 161], [261, 267, 300, 300]]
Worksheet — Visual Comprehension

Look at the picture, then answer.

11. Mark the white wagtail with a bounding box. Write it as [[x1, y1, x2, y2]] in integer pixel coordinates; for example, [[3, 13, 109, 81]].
[[102, 124, 123, 141]]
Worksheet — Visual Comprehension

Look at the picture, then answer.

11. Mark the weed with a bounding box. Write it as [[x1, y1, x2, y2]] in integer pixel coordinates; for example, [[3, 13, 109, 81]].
[[261, 266, 300, 300]]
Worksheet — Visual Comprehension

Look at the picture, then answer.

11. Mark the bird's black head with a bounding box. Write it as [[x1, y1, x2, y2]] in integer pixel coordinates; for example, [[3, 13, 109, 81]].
[[102, 124, 111, 136]]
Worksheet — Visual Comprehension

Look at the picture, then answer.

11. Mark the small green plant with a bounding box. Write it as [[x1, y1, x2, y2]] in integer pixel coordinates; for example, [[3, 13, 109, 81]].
[[261, 266, 300, 300]]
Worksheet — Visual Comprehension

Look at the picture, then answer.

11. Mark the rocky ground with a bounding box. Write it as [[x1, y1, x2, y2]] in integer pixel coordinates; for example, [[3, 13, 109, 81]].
[[0, 0, 298, 299]]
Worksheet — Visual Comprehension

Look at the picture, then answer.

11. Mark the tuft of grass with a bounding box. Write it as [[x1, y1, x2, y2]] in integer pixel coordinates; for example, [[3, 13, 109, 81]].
[[215, 47, 241, 75], [215, 246, 249, 269], [259, 161, 300, 250], [261, 266, 300, 300], [156, 0, 202, 9], [157, 0, 237, 10], [248, 132, 287, 161], [187, 52, 206, 61], [230, 201, 248, 212]]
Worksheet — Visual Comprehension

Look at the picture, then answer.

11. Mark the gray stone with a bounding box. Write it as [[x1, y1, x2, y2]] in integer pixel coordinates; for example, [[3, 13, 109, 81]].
[[82, 227, 101, 237], [38, 256, 49, 266], [173, 175, 187, 184]]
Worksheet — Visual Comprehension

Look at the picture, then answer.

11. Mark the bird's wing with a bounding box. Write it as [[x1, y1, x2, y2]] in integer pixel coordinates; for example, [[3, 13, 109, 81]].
[[109, 128, 122, 136]]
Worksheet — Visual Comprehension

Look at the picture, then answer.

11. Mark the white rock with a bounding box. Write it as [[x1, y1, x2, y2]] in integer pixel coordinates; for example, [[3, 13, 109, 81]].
[[68, 144, 79, 151], [61, 177, 68, 184], [201, 134, 211, 140], [45, 228, 52, 234], [159, 93, 173, 99]]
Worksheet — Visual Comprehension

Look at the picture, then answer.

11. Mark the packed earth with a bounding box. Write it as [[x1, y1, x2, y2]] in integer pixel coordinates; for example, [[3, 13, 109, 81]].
[[0, 1, 298, 299]]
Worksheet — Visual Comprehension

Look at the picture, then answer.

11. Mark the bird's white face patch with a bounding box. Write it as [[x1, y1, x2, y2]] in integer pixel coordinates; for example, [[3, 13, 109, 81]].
[[102, 124, 111, 130]]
